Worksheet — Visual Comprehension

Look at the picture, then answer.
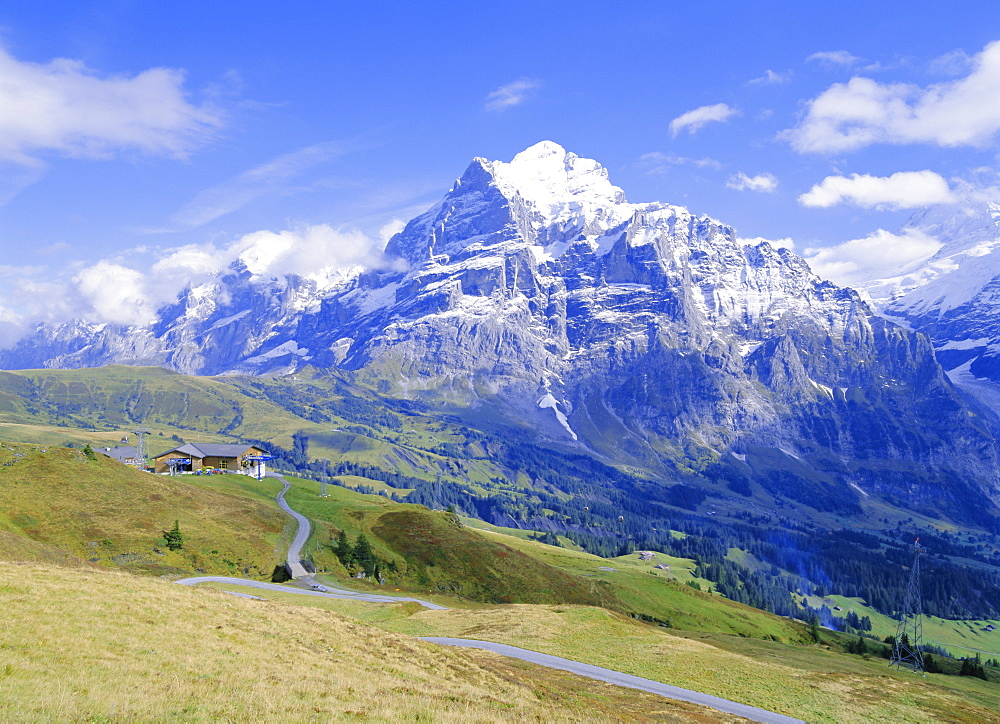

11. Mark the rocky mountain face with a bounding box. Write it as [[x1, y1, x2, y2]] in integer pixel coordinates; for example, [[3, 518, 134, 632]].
[[3, 142, 999, 524], [866, 201, 1000, 417]]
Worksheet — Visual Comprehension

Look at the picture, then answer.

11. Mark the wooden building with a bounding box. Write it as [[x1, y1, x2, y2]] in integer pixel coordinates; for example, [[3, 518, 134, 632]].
[[152, 443, 270, 475]]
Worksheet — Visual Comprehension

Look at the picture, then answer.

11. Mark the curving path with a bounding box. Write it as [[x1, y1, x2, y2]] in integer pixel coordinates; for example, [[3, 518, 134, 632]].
[[419, 637, 804, 724], [272, 473, 311, 578], [174, 471, 801, 723], [175, 575, 448, 609]]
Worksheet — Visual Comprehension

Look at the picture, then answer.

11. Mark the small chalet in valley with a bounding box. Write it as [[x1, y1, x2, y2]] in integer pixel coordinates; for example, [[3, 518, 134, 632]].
[[153, 443, 270, 476]]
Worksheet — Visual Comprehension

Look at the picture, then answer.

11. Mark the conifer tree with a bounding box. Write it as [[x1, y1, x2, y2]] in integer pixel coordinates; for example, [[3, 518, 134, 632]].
[[163, 520, 183, 551], [334, 530, 353, 566], [808, 613, 821, 643], [354, 534, 376, 577], [847, 635, 867, 655]]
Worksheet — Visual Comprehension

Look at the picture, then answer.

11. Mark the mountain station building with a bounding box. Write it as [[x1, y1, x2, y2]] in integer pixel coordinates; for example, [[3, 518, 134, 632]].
[[96, 445, 143, 467], [152, 443, 270, 476]]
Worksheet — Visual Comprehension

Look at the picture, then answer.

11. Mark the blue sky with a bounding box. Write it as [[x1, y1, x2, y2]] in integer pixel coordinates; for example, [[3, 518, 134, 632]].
[[1, 1, 999, 338]]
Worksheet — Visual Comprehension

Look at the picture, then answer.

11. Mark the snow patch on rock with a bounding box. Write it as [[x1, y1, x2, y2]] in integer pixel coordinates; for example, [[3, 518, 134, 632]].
[[537, 392, 578, 440]]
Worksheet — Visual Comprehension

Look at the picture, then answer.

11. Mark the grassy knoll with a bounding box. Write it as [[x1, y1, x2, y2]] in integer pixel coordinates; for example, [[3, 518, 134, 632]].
[[274, 474, 808, 641], [0, 443, 288, 577], [462, 526, 807, 641], [280, 475, 621, 609], [0, 564, 739, 723], [0, 528, 89, 568]]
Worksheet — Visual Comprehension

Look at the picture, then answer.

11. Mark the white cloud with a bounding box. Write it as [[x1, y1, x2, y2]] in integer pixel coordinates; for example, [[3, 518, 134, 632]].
[[737, 236, 795, 251], [749, 69, 792, 85], [798, 170, 955, 210], [484, 78, 541, 112], [804, 228, 942, 287], [4, 223, 398, 335], [807, 50, 860, 67], [169, 142, 347, 228], [669, 103, 738, 137], [378, 218, 407, 245], [929, 49, 973, 77], [0, 46, 222, 165], [230, 225, 390, 280], [788, 40, 1000, 153], [727, 172, 778, 193], [73, 262, 157, 326], [637, 152, 721, 174]]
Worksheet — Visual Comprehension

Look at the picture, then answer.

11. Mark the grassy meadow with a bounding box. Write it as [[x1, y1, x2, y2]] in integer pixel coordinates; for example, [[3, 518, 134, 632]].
[[0, 563, 743, 723], [0, 437, 997, 721], [0, 443, 289, 577], [209, 578, 1000, 723]]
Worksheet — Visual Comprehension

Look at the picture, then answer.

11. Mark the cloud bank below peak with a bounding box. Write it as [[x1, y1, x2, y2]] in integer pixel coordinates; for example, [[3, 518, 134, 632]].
[[0, 223, 397, 338], [804, 228, 943, 289]]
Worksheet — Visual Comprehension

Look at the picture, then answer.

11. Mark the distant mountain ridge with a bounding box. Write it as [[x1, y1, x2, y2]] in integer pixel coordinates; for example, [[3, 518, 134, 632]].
[[860, 200, 1000, 416], [2, 141, 998, 526]]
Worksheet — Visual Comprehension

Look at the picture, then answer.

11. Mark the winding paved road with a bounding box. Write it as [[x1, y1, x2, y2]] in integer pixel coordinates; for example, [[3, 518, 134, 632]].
[[174, 575, 448, 608], [174, 471, 802, 723], [419, 637, 803, 724], [272, 473, 311, 578]]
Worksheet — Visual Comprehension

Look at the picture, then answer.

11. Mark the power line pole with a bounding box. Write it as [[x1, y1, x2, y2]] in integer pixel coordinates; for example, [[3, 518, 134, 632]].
[[320, 459, 329, 497], [131, 426, 150, 471], [890, 538, 926, 675]]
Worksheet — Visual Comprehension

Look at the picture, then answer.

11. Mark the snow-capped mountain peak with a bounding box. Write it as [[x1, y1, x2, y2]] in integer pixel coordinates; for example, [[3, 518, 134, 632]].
[[873, 198, 1000, 317], [484, 140, 634, 233], [488, 141, 626, 211]]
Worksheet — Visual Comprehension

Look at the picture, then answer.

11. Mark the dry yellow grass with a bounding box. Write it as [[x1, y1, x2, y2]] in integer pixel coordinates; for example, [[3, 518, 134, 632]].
[[0, 563, 746, 722], [374, 604, 1000, 723], [192, 582, 1000, 722]]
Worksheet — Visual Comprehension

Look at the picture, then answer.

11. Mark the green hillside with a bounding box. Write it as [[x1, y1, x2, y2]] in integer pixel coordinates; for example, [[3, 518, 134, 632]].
[[0, 442, 288, 577], [0, 365, 315, 446], [0, 364, 998, 644], [270, 475, 811, 643], [280, 476, 621, 609], [0, 444, 997, 721], [0, 365, 484, 484]]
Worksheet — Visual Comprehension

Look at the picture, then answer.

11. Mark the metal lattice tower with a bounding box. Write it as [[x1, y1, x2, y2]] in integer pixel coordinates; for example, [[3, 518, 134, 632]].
[[320, 459, 329, 497], [131, 426, 150, 470], [889, 538, 926, 675]]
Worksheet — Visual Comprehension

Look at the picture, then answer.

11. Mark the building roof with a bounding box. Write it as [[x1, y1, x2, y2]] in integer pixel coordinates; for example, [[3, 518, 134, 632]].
[[153, 443, 266, 460], [97, 445, 140, 462]]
